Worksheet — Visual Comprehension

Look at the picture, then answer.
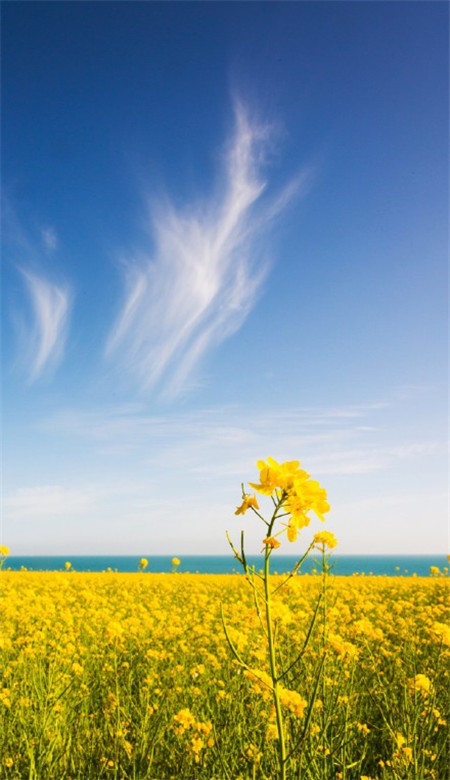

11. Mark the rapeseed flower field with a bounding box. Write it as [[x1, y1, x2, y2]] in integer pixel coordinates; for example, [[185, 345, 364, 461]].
[[1, 460, 448, 779], [1, 569, 448, 779]]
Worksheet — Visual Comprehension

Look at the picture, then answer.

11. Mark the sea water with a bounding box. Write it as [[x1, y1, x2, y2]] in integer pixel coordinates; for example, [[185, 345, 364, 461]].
[[4, 554, 447, 577]]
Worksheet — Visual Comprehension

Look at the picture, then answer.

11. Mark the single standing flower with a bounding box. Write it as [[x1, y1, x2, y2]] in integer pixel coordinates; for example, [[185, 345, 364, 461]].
[[225, 457, 334, 780], [313, 530, 338, 549]]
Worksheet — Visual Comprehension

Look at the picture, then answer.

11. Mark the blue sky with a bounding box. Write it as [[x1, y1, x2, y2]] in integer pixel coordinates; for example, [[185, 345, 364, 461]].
[[2, 2, 448, 556]]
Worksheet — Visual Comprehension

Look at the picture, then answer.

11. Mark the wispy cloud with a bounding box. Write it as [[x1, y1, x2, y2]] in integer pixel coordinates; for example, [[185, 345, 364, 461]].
[[6, 386, 444, 554], [37, 396, 443, 479], [4, 485, 95, 519], [41, 226, 58, 252], [24, 392, 445, 554], [3, 202, 71, 382], [106, 100, 309, 396], [19, 269, 71, 382]]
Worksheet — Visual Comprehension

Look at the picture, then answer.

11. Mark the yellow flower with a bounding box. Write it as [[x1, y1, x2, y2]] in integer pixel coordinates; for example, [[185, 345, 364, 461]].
[[64, 561, 71, 571], [0, 546, 10, 557], [235, 494, 260, 515], [139, 558, 148, 570], [244, 668, 273, 695], [429, 566, 441, 576], [246, 458, 330, 536], [430, 621, 450, 646], [313, 530, 338, 549], [173, 708, 196, 734], [262, 536, 281, 550], [266, 723, 279, 740], [249, 457, 304, 495], [245, 743, 262, 763], [285, 478, 330, 526], [105, 621, 124, 641], [171, 557, 180, 566], [278, 686, 307, 717], [286, 521, 298, 543], [328, 633, 359, 660], [410, 673, 432, 696]]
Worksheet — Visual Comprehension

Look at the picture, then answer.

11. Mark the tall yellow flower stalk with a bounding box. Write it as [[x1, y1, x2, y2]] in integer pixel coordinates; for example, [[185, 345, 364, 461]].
[[0, 545, 10, 572], [223, 457, 334, 780], [138, 558, 148, 572]]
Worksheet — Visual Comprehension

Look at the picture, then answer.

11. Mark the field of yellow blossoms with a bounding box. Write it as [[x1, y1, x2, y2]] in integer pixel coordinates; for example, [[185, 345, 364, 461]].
[[1, 568, 448, 779]]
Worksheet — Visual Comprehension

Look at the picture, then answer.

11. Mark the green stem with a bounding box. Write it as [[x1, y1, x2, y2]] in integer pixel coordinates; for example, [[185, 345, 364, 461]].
[[321, 546, 327, 778], [271, 542, 314, 597], [264, 544, 287, 780], [278, 592, 323, 682]]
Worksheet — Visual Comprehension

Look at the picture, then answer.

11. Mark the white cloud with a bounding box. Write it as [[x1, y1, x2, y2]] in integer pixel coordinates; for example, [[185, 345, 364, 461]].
[[4, 485, 94, 519], [19, 269, 71, 381], [41, 226, 58, 252], [106, 100, 307, 397]]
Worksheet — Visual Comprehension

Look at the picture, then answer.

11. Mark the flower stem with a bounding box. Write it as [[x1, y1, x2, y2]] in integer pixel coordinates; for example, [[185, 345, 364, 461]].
[[321, 545, 328, 777], [264, 543, 287, 780]]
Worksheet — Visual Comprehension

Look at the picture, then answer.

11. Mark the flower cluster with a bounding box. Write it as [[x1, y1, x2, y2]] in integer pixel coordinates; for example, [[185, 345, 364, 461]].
[[173, 708, 213, 763], [244, 669, 307, 718], [410, 673, 432, 697], [313, 530, 338, 549], [236, 457, 330, 546], [0, 546, 10, 572]]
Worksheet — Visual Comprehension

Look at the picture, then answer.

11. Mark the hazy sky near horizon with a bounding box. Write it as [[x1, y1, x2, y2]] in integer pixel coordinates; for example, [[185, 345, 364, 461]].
[[2, 1, 448, 556]]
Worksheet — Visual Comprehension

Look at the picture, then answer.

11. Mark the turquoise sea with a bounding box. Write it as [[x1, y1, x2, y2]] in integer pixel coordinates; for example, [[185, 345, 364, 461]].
[[5, 554, 448, 577]]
